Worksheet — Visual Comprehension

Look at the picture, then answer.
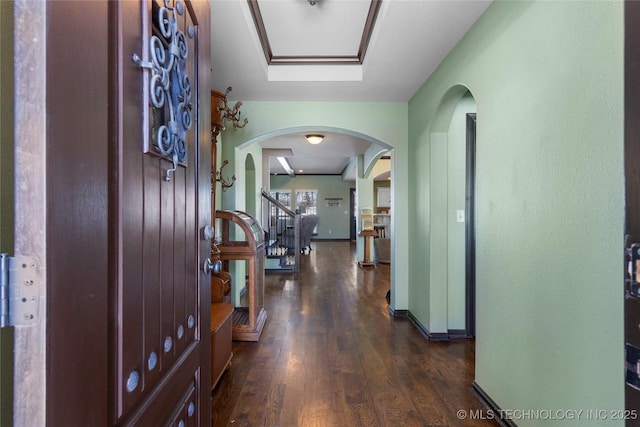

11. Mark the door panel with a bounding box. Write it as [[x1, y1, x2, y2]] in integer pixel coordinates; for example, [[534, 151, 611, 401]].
[[42, 1, 209, 425], [142, 162, 163, 391], [173, 170, 189, 357], [113, 0, 210, 425], [350, 188, 357, 241], [626, 1, 640, 419], [119, 350, 199, 426], [465, 113, 476, 338], [46, 1, 110, 425]]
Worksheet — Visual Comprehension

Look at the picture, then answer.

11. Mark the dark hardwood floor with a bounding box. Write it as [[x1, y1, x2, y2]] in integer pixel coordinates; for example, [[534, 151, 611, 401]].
[[211, 241, 494, 427]]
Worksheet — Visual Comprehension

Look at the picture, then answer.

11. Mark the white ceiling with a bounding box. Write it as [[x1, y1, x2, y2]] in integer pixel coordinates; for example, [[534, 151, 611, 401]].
[[210, 0, 491, 177], [261, 131, 373, 175]]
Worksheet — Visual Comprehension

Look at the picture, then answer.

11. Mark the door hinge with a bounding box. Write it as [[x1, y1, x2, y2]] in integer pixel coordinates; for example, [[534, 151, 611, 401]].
[[0, 253, 40, 328], [626, 244, 640, 298]]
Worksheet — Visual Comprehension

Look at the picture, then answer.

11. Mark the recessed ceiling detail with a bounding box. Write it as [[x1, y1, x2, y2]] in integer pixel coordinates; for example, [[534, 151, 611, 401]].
[[247, 0, 382, 65]]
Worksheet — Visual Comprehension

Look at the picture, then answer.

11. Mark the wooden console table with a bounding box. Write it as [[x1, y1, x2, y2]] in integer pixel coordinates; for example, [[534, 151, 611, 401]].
[[216, 210, 267, 342]]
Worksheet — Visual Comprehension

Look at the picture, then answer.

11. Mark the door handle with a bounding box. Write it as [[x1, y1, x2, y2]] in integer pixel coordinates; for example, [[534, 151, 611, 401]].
[[203, 258, 222, 275]]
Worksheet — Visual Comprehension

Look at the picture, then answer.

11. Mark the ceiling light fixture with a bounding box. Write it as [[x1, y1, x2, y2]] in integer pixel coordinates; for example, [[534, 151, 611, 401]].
[[277, 157, 295, 176], [308, 0, 317, 5], [305, 134, 324, 145]]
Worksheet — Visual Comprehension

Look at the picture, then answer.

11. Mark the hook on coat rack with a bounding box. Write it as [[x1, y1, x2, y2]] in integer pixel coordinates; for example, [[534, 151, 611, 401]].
[[213, 160, 236, 192]]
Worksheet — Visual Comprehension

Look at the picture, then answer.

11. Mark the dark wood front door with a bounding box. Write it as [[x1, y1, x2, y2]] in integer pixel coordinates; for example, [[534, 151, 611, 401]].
[[350, 188, 357, 241], [45, 1, 211, 425], [626, 1, 640, 420], [465, 113, 476, 338], [111, 1, 211, 425]]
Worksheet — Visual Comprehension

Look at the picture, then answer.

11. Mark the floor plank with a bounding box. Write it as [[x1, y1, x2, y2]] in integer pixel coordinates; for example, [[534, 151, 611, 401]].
[[211, 241, 494, 427]]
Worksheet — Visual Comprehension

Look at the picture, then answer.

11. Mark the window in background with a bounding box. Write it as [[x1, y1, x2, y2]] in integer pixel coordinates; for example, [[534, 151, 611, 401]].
[[296, 190, 318, 215], [269, 190, 291, 211], [296, 189, 318, 235]]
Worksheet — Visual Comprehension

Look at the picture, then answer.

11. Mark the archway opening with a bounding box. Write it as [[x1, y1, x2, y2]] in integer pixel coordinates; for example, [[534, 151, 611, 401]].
[[429, 86, 477, 339], [245, 154, 256, 218], [236, 126, 396, 300]]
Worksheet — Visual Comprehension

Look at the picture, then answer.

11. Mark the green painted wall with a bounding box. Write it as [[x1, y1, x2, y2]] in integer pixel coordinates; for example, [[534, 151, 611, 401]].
[[409, 1, 623, 424], [226, 142, 262, 215], [1, 0, 14, 254], [270, 175, 352, 239], [224, 144, 263, 298], [428, 132, 449, 333], [0, 2, 14, 424]]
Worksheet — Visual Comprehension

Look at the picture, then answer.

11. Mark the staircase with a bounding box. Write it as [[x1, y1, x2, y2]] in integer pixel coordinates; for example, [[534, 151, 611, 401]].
[[262, 190, 300, 272]]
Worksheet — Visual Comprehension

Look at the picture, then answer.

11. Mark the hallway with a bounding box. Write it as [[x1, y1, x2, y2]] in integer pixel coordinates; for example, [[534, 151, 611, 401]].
[[211, 241, 493, 427]]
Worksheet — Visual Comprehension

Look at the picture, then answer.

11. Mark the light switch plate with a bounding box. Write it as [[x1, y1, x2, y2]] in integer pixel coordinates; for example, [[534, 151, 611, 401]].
[[456, 210, 465, 223]]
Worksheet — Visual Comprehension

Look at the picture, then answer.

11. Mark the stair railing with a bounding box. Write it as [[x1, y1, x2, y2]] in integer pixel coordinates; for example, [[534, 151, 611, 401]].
[[261, 190, 301, 272]]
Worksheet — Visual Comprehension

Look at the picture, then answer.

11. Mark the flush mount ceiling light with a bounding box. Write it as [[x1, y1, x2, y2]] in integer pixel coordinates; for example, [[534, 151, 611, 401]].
[[305, 134, 324, 145]]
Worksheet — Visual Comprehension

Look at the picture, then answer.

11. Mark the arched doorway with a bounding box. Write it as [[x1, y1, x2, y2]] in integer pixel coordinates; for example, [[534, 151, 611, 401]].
[[245, 154, 256, 218], [235, 126, 397, 298], [429, 86, 477, 338]]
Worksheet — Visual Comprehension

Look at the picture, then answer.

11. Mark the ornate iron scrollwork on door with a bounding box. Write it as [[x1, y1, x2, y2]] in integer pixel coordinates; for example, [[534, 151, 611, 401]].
[[133, 0, 194, 182]]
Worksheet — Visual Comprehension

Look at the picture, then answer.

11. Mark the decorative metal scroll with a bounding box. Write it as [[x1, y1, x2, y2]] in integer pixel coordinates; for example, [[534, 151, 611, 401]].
[[133, 0, 194, 182]]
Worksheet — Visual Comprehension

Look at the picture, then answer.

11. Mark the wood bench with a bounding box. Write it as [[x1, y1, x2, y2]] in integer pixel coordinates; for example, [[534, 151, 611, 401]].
[[211, 302, 233, 389], [211, 274, 233, 389]]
